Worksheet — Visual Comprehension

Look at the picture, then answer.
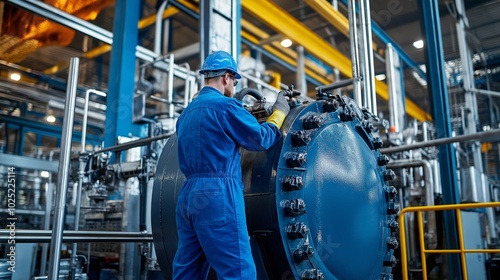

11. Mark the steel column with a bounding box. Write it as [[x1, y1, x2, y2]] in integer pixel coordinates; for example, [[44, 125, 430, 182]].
[[104, 0, 141, 148], [200, 0, 241, 68], [418, 0, 461, 278]]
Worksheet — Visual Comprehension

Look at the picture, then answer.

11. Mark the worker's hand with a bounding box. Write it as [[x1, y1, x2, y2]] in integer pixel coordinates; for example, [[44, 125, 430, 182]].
[[272, 90, 291, 115], [267, 90, 291, 129]]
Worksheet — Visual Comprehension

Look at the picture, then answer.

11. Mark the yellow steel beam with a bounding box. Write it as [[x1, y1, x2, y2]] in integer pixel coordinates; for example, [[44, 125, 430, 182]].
[[242, 30, 331, 86], [242, 0, 431, 121], [304, 0, 350, 38], [241, 19, 329, 78], [304, 0, 379, 52]]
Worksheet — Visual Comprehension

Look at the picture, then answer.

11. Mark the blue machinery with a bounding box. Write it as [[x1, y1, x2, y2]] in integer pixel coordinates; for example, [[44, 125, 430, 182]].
[[152, 94, 399, 279]]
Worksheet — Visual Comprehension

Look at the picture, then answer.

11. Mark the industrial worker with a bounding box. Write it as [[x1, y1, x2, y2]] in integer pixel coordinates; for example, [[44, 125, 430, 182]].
[[173, 50, 290, 279]]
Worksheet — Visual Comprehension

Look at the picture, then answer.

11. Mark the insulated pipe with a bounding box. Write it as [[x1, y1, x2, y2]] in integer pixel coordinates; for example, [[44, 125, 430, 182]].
[[347, 0, 362, 106], [386, 43, 402, 132], [381, 129, 500, 154], [48, 57, 79, 280]]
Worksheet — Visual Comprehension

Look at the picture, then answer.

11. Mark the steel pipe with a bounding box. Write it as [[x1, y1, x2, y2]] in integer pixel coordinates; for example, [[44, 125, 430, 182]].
[[91, 132, 175, 155], [315, 78, 355, 93], [48, 57, 79, 280], [381, 129, 500, 154], [0, 230, 152, 243], [347, 0, 362, 105]]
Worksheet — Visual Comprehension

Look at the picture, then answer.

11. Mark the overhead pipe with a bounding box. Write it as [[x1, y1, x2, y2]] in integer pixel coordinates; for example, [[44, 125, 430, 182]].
[[48, 57, 79, 280]]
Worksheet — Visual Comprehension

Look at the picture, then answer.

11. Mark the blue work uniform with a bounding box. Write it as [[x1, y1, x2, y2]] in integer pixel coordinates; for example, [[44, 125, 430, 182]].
[[173, 86, 282, 280]]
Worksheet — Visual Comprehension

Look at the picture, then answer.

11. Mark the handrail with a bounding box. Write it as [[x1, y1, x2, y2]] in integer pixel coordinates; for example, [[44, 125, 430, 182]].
[[399, 202, 500, 280]]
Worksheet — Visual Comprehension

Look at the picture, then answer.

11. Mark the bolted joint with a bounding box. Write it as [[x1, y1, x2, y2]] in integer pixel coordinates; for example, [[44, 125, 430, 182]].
[[387, 202, 400, 215], [291, 130, 311, 147], [387, 237, 399, 249], [285, 152, 307, 168], [282, 198, 307, 216], [365, 121, 375, 132], [385, 186, 398, 201], [378, 155, 390, 166], [388, 219, 399, 232], [293, 244, 314, 263], [301, 269, 324, 280], [322, 99, 340, 112], [383, 250, 397, 267], [303, 114, 326, 130], [383, 170, 396, 181], [380, 273, 394, 280], [286, 222, 309, 239], [282, 175, 304, 191], [373, 137, 384, 149]]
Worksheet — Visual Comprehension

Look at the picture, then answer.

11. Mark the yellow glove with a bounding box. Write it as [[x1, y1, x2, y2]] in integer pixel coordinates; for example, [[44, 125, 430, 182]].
[[266, 109, 287, 129]]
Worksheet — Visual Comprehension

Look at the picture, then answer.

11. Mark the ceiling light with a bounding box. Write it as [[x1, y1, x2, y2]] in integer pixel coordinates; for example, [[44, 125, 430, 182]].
[[281, 39, 293, 48], [413, 40, 424, 49], [46, 114, 56, 123], [40, 171, 50, 178], [375, 74, 386, 81], [10, 72, 21, 81]]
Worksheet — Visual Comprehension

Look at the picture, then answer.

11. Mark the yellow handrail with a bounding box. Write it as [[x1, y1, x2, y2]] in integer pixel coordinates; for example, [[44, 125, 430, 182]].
[[399, 202, 500, 280]]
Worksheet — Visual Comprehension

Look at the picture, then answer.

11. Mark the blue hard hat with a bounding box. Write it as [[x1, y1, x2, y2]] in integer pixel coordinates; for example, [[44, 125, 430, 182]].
[[199, 51, 241, 79]]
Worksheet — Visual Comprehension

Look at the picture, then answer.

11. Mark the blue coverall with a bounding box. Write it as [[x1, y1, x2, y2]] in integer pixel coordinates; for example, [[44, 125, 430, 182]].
[[173, 86, 282, 279]]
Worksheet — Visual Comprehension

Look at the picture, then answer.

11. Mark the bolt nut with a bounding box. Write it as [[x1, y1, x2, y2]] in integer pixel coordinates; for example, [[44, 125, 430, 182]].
[[293, 244, 314, 263], [301, 269, 324, 280], [387, 202, 400, 215], [385, 186, 398, 200], [387, 237, 399, 249], [282, 198, 307, 216], [286, 222, 309, 239], [282, 175, 304, 191], [303, 114, 325, 130], [383, 170, 396, 181], [373, 137, 383, 149], [378, 155, 390, 166], [285, 152, 307, 168], [291, 130, 311, 147]]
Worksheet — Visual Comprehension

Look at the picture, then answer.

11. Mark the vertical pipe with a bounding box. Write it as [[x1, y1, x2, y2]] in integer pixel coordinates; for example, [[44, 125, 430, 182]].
[[167, 53, 175, 119], [386, 43, 401, 132], [359, 0, 377, 114], [48, 57, 79, 280], [296, 45, 307, 95], [154, 1, 169, 55], [347, 0, 362, 106], [82, 90, 90, 152]]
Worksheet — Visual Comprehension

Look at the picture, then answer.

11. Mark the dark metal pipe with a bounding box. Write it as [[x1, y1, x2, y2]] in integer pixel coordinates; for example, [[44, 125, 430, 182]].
[[49, 57, 79, 280], [381, 129, 500, 154], [0, 230, 152, 243], [92, 132, 174, 155], [315, 79, 355, 92]]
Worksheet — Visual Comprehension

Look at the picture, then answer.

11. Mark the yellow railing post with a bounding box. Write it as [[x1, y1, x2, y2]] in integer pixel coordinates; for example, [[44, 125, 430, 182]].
[[399, 202, 500, 280]]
